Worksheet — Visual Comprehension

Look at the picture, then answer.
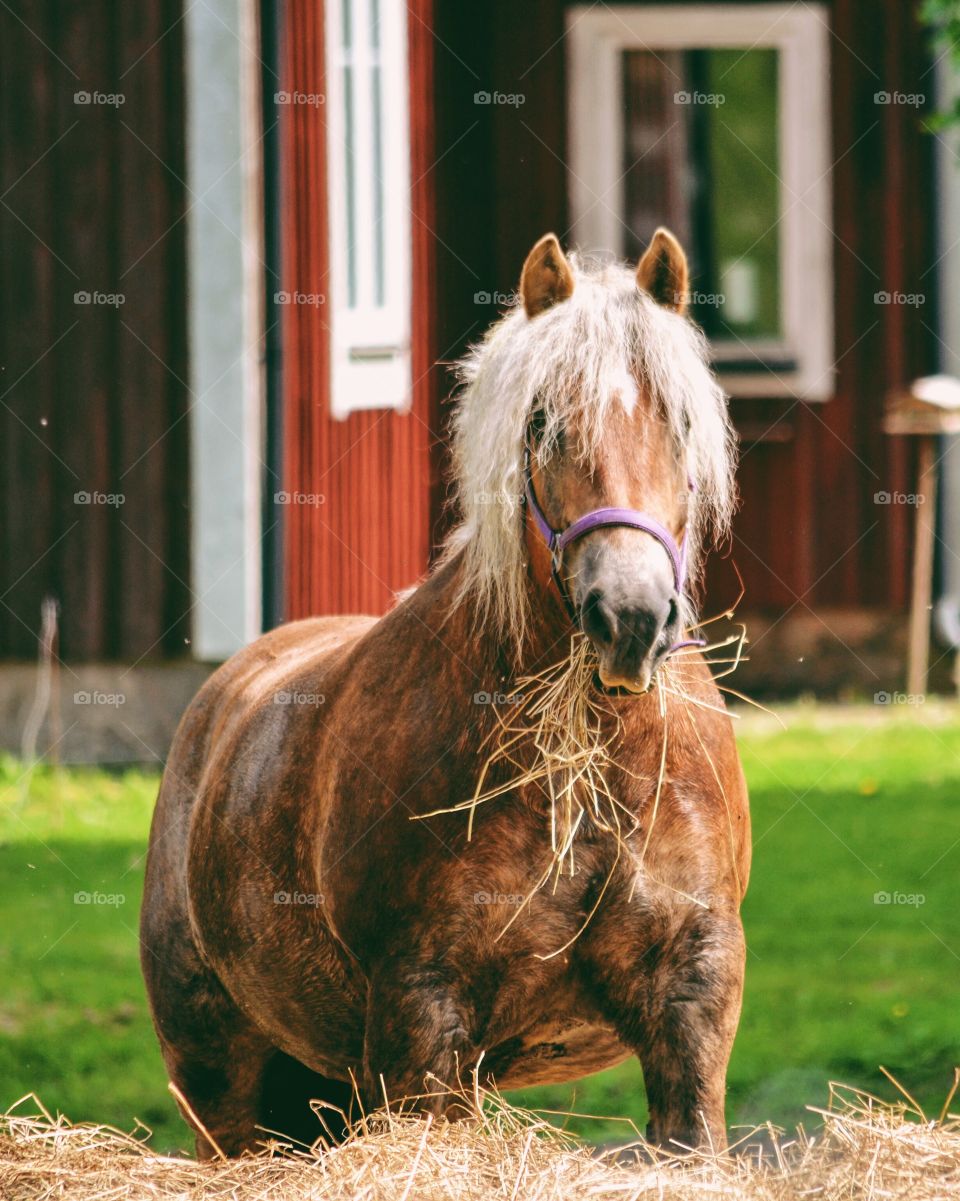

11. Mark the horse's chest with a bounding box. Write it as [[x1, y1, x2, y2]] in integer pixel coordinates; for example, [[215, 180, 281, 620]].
[[473, 959, 630, 1087], [485, 1018, 631, 1088]]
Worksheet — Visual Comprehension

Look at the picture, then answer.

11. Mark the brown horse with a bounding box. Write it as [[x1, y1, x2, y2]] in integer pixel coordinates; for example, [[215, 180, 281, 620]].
[[141, 229, 750, 1158]]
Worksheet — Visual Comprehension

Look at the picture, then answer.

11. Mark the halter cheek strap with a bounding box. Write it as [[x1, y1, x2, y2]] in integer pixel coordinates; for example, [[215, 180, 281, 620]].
[[523, 444, 689, 593]]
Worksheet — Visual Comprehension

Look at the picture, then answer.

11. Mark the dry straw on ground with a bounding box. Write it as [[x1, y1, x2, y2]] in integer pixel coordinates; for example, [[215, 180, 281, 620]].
[[2, 1079, 959, 1201]]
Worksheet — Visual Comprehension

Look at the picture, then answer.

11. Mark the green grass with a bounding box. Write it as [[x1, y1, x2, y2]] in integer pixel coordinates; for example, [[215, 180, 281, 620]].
[[0, 759, 173, 1143], [2, 707, 959, 1151]]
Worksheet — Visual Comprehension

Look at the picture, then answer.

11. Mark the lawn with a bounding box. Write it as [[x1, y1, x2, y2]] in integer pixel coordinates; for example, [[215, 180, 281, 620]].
[[1, 705, 959, 1151]]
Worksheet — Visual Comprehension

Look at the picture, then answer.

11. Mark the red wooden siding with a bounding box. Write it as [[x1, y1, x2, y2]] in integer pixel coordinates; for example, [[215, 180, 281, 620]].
[[279, 0, 439, 621], [0, 0, 189, 661]]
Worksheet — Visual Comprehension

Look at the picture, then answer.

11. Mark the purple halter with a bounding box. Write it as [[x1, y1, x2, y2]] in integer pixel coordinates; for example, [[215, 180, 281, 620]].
[[523, 444, 689, 595]]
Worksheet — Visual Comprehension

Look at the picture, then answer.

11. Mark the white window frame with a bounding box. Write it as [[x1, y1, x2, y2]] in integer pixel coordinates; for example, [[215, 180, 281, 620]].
[[325, 0, 412, 418], [568, 3, 834, 400]]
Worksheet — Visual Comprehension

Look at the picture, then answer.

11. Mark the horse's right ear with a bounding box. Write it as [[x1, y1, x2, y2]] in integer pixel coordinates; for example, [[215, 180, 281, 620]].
[[520, 233, 575, 318], [636, 227, 689, 314]]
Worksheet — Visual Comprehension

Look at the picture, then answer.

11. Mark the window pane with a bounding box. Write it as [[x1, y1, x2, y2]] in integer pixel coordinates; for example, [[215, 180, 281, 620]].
[[622, 47, 781, 344], [370, 0, 385, 307], [341, 0, 357, 308]]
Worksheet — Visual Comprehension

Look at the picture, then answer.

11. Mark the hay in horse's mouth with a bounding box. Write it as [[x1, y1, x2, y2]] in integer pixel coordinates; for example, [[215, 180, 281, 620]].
[[592, 675, 649, 697], [418, 634, 650, 956], [417, 619, 752, 955]]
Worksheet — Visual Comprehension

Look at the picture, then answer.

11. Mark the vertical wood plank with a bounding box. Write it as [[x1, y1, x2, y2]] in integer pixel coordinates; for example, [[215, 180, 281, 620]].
[[115, 0, 191, 659], [0, 0, 61, 656], [54, 0, 116, 659]]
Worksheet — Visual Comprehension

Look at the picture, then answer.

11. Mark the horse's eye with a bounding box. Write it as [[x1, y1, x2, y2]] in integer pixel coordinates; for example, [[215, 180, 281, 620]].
[[528, 404, 566, 457], [528, 405, 548, 445]]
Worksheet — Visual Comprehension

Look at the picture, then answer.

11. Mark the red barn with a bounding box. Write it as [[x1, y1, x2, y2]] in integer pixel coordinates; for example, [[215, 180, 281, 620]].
[[0, 0, 953, 756]]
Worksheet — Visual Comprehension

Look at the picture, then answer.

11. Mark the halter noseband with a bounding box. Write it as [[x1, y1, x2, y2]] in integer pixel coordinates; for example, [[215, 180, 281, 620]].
[[523, 444, 689, 594]]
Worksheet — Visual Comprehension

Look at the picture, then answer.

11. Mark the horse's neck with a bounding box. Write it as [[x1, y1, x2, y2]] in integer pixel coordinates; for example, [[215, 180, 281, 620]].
[[409, 549, 575, 684]]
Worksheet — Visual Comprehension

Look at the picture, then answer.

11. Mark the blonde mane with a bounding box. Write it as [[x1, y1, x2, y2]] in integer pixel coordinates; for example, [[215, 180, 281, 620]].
[[443, 255, 736, 655]]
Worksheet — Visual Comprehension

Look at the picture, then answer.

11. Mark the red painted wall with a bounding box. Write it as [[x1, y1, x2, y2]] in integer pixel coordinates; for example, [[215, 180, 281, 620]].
[[279, 0, 439, 621]]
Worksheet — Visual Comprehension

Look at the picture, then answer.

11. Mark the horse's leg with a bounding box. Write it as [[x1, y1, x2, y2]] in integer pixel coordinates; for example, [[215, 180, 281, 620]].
[[361, 964, 475, 1117], [141, 897, 274, 1158], [584, 912, 745, 1151], [635, 966, 741, 1153], [147, 962, 273, 1156], [163, 1013, 358, 1152]]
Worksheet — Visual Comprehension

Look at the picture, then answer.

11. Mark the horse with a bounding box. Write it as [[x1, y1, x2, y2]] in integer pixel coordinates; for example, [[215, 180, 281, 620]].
[[140, 228, 750, 1158]]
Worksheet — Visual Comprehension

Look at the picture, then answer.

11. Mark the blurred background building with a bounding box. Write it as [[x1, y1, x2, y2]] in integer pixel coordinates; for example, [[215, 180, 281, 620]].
[[0, 0, 957, 758]]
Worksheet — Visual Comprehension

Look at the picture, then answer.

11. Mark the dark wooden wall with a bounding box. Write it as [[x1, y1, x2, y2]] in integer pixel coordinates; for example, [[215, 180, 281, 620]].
[[431, 0, 939, 616], [0, 0, 189, 661], [279, 0, 439, 621]]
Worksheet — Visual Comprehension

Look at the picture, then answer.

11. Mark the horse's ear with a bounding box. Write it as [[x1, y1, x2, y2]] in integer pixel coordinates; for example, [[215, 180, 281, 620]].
[[520, 233, 575, 318], [636, 227, 689, 314]]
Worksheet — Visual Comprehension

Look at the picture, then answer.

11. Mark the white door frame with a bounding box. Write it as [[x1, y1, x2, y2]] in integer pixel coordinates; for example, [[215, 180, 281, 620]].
[[185, 0, 265, 660]]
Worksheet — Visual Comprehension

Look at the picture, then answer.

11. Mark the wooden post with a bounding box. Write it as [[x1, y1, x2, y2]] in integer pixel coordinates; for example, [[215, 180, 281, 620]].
[[886, 377, 960, 697], [906, 435, 938, 698]]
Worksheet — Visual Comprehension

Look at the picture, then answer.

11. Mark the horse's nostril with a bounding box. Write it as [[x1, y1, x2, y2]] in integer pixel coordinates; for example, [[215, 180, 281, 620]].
[[580, 589, 617, 647], [666, 597, 679, 630]]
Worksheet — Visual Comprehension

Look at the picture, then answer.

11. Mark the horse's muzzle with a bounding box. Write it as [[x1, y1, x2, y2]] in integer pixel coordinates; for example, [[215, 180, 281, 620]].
[[580, 587, 679, 693]]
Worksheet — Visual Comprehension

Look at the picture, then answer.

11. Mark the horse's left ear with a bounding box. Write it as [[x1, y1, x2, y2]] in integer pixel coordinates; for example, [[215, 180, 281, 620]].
[[520, 233, 575, 317], [636, 227, 689, 315]]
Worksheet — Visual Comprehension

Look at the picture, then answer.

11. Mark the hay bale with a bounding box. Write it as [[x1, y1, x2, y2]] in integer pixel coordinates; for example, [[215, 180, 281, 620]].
[[2, 1083, 959, 1201]]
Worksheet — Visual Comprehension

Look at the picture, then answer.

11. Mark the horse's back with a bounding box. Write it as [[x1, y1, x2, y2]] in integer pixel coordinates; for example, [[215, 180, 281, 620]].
[[176, 615, 376, 773]]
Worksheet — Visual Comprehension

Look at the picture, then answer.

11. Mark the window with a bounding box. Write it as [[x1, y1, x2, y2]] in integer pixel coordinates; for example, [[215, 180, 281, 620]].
[[568, 5, 833, 399], [325, 0, 411, 418]]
